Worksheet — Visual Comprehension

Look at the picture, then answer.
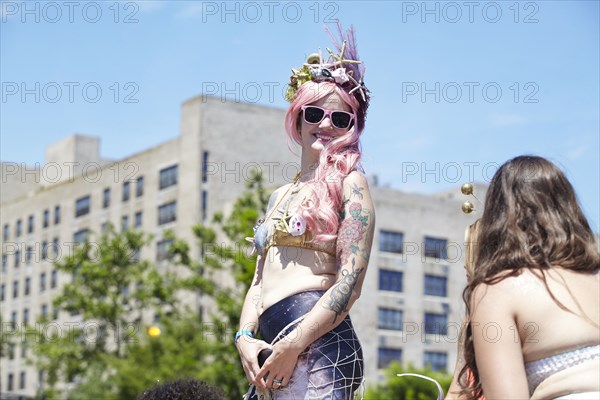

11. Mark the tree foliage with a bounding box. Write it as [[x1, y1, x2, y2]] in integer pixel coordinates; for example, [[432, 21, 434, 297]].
[[30, 225, 192, 398], [365, 361, 453, 400], [29, 172, 269, 399], [180, 170, 270, 398]]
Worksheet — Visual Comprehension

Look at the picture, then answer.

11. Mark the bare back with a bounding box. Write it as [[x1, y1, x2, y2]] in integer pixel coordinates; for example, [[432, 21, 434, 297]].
[[516, 268, 599, 362], [515, 268, 600, 398], [472, 267, 600, 399]]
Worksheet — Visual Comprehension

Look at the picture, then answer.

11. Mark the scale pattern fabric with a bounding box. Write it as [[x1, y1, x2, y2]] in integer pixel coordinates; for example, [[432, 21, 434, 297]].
[[245, 290, 364, 400], [525, 344, 600, 395]]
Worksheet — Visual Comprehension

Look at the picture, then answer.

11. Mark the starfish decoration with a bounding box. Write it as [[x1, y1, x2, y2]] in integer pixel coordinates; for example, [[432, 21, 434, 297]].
[[286, 40, 368, 103]]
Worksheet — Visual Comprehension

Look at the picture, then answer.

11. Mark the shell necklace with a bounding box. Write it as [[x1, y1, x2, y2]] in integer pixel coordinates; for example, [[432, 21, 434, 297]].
[[246, 172, 304, 255]]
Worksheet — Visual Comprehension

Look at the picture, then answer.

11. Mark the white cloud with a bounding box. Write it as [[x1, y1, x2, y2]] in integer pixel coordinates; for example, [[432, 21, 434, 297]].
[[131, 1, 167, 13], [565, 133, 597, 161], [397, 133, 433, 151], [489, 114, 528, 127], [175, 3, 204, 19]]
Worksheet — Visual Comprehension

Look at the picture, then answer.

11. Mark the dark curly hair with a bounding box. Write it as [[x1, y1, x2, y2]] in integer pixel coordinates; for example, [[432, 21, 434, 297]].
[[137, 378, 225, 400]]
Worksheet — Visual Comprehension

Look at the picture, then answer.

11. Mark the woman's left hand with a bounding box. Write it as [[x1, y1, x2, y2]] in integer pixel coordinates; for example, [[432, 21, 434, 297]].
[[254, 339, 302, 390]]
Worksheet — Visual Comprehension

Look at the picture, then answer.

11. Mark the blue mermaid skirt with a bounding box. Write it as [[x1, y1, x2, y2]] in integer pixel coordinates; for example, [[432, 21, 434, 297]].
[[246, 290, 364, 400]]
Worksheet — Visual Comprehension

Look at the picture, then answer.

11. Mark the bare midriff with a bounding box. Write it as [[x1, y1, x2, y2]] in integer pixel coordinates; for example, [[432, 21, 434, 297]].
[[257, 246, 337, 316]]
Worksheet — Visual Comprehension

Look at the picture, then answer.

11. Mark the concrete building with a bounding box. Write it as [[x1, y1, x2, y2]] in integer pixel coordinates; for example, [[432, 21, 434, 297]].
[[0, 96, 479, 397]]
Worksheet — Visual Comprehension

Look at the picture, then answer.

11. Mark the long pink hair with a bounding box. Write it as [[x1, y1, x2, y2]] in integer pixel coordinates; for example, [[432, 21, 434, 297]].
[[284, 81, 364, 243]]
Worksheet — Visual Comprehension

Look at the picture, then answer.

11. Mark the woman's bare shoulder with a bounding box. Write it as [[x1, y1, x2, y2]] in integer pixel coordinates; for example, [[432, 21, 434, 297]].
[[341, 171, 373, 197], [471, 269, 543, 305]]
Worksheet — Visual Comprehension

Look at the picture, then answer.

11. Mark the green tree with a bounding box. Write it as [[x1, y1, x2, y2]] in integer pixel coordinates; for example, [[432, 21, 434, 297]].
[[30, 171, 270, 399], [30, 225, 189, 398], [0, 315, 13, 358], [100, 171, 269, 399], [67, 309, 212, 400], [177, 170, 270, 398], [365, 361, 453, 400]]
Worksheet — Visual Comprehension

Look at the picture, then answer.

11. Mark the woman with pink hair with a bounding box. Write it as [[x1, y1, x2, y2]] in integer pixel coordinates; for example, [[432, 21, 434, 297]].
[[235, 24, 375, 399]]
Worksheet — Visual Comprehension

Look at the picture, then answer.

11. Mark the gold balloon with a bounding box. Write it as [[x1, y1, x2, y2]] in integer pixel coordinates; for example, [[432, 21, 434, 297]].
[[461, 183, 474, 196], [307, 53, 320, 64], [462, 201, 475, 214]]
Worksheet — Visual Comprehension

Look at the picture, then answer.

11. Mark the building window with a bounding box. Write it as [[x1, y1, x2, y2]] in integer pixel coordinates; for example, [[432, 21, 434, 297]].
[[136, 176, 144, 197], [26, 246, 33, 265], [202, 190, 208, 221], [41, 303, 48, 318], [40, 272, 46, 292], [8, 343, 15, 360], [0, 284, 4, 301], [130, 249, 140, 263], [424, 274, 447, 297], [23, 308, 29, 325], [424, 351, 448, 372], [2, 254, 7, 273], [3, 223, 8, 240], [19, 371, 26, 390], [43, 209, 49, 228], [103, 188, 111, 208], [42, 241, 48, 260], [156, 239, 173, 261], [202, 151, 209, 183], [52, 237, 59, 257], [378, 308, 403, 331], [27, 214, 34, 234], [158, 201, 177, 225], [101, 222, 110, 233], [75, 196, 91, 218], [51, 269, 57, 288], [159, 164, 178, 189], [424, 236, 447, 260], [379, 269, 403, 292], [135, 211, 143, 228], [424, 312, 448, 335], [11, 311, 17, 328], [379, 230, 404, 253], [73, 229, 89, 245], [54, 205, 61, 225], [53, 308, 59, 320], [7, 373, 13, 391], [378, 347, 402, 369], [12, 280, 18, 298], [14, 250, 20, 268], [121, 215, 129, 231], [122, 181, 131, 201], [24, 277, 31, 296], [21, 342, 28, 358], [16, 219, 22, 237]]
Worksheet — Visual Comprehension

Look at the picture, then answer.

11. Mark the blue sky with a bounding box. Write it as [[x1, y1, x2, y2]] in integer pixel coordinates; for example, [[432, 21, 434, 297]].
[[2, 1, 599, 232]]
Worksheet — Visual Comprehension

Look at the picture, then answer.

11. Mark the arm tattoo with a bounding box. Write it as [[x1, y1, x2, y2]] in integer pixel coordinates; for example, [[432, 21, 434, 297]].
[[337, 202, 372, 265], [324, 195, 372, 323], [323, 262, 365, 323], [351, 183, 364, 200]]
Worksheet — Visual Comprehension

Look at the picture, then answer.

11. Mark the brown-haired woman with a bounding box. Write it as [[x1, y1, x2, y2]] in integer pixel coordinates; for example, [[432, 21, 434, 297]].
[[458, 155, 599, 399]]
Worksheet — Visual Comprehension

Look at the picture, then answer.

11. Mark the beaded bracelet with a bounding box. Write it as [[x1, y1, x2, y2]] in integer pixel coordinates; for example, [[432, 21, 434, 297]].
[[234, 329, 254, 344]]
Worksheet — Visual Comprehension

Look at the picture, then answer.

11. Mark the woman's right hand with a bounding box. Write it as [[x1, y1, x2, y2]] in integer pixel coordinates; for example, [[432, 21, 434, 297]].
[[236, 336, 272, 387]]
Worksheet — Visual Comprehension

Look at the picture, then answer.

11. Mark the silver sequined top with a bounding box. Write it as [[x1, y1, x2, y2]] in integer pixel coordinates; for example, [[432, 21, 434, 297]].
[[525, 344, 600, 395]]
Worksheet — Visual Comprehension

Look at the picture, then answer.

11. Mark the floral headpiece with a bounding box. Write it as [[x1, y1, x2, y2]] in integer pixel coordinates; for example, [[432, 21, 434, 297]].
[[285, 40, 368, 104]]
